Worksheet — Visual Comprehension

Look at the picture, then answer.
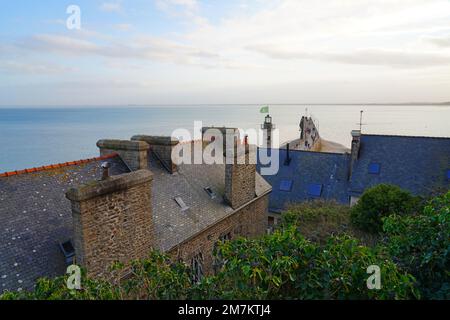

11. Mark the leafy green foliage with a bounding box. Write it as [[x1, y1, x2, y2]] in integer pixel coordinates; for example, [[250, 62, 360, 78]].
[[350, 184, 419, 233], [4, 188, 448, 301], [383, 192, 450, 299], [195, 227, 418, 300], [0, 271, 121, 300]]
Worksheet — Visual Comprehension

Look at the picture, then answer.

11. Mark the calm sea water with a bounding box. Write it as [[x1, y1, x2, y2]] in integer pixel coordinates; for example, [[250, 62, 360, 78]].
[[1, 105, 449, 172]]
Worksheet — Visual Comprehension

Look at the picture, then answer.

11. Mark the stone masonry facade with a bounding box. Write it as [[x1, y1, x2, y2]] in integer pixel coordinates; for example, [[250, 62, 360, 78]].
[[168, 194, 269, 275], [66, 170, 154, 279]]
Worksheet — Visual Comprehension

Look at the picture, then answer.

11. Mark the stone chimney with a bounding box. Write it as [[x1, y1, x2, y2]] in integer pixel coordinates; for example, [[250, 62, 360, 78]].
[[224, 141, 256, 209], [202, 127, 240, 153], [350, 130, 361, 177], [131, 135, 180, 173], [97, 139, 149, 171], [66, 170, 154, 280]]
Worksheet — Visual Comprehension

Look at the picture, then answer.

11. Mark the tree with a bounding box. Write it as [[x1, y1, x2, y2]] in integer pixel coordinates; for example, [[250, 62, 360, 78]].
[[350, 184, 419, 233]]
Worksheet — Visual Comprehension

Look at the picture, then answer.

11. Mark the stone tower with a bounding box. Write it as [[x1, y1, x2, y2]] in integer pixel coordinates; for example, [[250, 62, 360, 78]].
[[261, 115, 275, 149]]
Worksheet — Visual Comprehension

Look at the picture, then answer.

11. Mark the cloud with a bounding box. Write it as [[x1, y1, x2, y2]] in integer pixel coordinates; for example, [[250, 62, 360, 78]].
[[100, 2, 122, 13], [14, 34, 231, 69], [247, 45, 450, 68], [114, 23, 133, 31], [425, 35, 450, 48], [0, 61, 77, 74], [155, 0, 206, 25]]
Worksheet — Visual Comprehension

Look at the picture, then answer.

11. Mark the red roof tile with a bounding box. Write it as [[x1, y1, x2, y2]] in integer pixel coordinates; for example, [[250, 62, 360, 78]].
[[0, 153, 119, 178]]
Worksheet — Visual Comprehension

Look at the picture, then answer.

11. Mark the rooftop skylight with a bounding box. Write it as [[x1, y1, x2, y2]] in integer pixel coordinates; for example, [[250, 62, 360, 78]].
[[279, 180, 293, 192], [307, 184, 323, 197], [174, 197, 190, 211], [368, 163, 381, 174], [204, 187, 217, 199]]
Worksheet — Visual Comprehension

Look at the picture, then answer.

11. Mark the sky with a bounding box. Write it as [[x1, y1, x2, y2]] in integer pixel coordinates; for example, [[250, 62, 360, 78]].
[[1, 0, 450, 106]]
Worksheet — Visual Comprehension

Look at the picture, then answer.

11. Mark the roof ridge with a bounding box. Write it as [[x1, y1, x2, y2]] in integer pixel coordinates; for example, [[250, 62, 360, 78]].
[[0, 153, 119, 178], [361, 133, 450, 140]]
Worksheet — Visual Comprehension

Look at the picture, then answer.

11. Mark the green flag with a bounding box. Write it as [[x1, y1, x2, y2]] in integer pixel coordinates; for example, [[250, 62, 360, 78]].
[[260, 106, 269, 114]]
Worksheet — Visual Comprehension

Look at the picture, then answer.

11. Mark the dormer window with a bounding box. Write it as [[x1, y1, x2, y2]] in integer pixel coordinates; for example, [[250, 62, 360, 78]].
[[204, 187, 217, 199], [174, 197, 189, 211], [368, 163, 381, 174]]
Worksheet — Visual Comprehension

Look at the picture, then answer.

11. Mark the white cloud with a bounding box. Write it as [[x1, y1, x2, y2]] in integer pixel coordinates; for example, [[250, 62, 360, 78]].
[[247, 45, 450, 68], [425, 35, 450, 48], [100, 2, 122, 13], [0, 61, 77, 74], [3, 0, 450, 104], [114, 23, 133, 31]]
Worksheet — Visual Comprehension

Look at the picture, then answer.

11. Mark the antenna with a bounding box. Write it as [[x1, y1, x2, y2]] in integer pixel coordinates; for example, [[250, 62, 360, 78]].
[[359, 110, 364, 132]]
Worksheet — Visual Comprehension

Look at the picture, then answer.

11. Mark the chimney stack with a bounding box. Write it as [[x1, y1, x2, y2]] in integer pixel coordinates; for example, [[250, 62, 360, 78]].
[[66, 170, 154, 280], [349, 130, 361, 178], [131, 135, 180, 174], [224, 140, 256, 209], [97, 139, 149, 171]]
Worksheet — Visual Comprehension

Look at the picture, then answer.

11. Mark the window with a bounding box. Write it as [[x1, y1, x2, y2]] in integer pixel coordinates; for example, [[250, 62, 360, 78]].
[[174, 197, 189, 211], [368, 163, 381, 174], [447, 170, 450, 180], [191, 252, 204, 283], [213, 233, 232, 274], [204, 187, 217, 199], [307, 184, 323, 197], [219, 232, 232, 242], [279, 180, 293, 192]]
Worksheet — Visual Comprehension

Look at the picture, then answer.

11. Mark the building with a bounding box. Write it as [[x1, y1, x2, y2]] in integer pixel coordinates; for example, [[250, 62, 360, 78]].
[[0, 135, 271, 293], [258, 130, 450, 216]]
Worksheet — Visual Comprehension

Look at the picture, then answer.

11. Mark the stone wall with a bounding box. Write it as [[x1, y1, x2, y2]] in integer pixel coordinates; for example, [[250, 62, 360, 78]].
[[97, 139, 149, 171], [168, 194, 269, 275], [66, 170, 154, 280]]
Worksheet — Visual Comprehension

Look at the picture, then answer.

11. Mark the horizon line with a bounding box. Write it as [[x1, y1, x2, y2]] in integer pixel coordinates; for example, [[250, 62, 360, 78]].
[[0, 102, 449, 108]]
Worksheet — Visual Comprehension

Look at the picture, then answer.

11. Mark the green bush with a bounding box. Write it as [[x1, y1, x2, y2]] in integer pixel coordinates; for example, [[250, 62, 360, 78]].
[[195, 227, 418, 300], [383, 191, 450, 299], [350, 184, 419, 233], [0, 229, 419, 300], [283, 200, 379, 246]]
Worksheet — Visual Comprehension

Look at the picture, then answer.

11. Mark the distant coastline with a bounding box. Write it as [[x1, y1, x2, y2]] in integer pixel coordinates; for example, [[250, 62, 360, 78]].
[[0, 102, 449, 108]]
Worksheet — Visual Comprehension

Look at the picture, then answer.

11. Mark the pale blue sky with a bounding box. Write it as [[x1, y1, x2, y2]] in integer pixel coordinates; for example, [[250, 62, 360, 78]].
[[1, 0, 450, 106]]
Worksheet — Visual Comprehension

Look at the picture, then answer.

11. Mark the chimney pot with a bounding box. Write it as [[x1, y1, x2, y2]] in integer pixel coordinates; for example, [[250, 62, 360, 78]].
[[101, 162, 111, 180]]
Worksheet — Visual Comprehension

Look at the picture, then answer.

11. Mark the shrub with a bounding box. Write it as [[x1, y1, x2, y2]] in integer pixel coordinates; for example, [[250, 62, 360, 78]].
[[383, 192, 450, 299], [195, 228, 418, 300], [283, 200, 378, 246], [350, 184, 419, 233]]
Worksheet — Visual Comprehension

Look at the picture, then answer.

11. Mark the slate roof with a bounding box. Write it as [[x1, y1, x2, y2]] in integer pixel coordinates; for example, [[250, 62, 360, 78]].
[[0, 155, 129, 293], [257, 148, 351, 212], [0, 142, 271, 293], [349, 134, 450, 196], [257, 134, 450, 213]]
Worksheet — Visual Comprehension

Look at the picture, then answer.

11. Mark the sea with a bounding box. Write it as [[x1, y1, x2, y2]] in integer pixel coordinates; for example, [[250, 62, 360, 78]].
[[1, 104, 449, 172]]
